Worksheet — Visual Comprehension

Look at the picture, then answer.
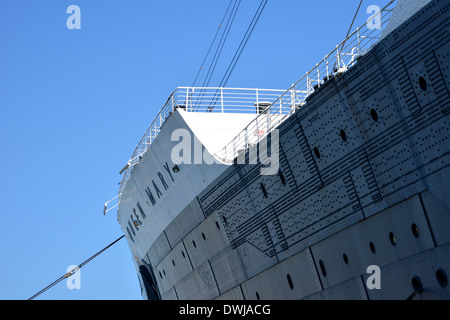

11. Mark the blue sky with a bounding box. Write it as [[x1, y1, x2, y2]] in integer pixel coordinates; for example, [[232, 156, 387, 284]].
[[0, 0, 390, 300]]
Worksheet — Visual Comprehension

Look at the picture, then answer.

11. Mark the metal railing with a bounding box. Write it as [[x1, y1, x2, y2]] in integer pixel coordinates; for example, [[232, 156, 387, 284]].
[[118, 87, 286, 197], [214, 0, 395, 163], [118, 0, 396, 198]]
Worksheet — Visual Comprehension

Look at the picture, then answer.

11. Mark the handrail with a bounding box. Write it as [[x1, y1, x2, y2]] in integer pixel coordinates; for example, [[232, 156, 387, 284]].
[[118, 87, 286, 198], [117, 0, 396, 200], [214, 0, 395, 163]]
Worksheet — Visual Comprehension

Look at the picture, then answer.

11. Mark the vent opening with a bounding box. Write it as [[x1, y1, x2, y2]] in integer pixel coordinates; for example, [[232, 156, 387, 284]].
[[369, 242, 376, 254], [340, 129, 347, 142], [314, 147, 321, 159], [370, 109, 378, 122], [278, 170, 287, 185], [419, 77, 427, 91], [411, 224, 420, 238], [260, 183, 268, 198], [287, 274, 294, 290], [343, 253, 349, 264], [411, 276, 423, 293], [389, 232, 397, 246], [436, 269, 448, 288], [319, 260, 327, 277]]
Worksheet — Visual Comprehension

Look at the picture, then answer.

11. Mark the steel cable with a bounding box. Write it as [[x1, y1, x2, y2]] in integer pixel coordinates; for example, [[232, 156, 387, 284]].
[[27, 235, 125, 300]]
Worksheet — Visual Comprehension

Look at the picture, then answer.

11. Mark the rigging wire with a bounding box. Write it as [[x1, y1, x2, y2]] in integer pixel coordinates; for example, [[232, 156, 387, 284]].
[[208, 0, 268, 111], [218, 0, 268, 88], [200, 0, 242, 89], [342, 0, 364, 47], [193, 0, 242, 111], [27, 235, 125, 300], [333, 0, 364, 71], [191, 0, 234, 88]]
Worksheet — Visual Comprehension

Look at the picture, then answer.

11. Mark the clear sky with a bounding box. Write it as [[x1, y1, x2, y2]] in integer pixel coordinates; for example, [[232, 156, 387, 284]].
[[0, 0, 391, 300]]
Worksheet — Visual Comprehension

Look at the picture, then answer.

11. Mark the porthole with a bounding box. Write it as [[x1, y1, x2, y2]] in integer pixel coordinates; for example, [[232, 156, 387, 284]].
[[172, 259, 175, 267], [256, 291, 260, 300], [319, 260, 327, 277], [340, 129, 347, 142], [287, 274, 294, 290], [411, 276, 423, 293], [216, 221, 220, 230], [389, 232, 397, 246], [314, 147, 321, 159], [222, 215, 227, 224], [159, 271, 162, 279], [436, 269, 448, 288], [370, 109, 378, 122], [369, 242, 376, 254], [202, 232, 206, 240], [182, 251, 185, 258], [192, 240, 197, 248], [411, 224, 420, 238], [419, 77, 427, 91], [343, 253, 349, 264], [163, 269, 166, 276]]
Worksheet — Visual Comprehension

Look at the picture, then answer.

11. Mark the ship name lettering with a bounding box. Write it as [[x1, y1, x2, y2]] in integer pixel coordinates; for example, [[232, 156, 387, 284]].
[[127, 221, 136, 242], [158, 172, 169, 190], [152, 180, 162, 198], [126, 162, 176, 242], [145, 186, 157, 206], [163, 162, 175, 182], [136, 202, 146, 219]]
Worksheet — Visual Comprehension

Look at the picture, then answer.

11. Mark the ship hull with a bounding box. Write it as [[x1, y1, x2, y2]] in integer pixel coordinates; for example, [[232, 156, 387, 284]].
[[119, 0, 450, 300]]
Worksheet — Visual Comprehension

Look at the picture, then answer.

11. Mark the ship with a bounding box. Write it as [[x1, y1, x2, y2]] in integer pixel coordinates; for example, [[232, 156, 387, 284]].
[[112, 0, 450, 300]]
